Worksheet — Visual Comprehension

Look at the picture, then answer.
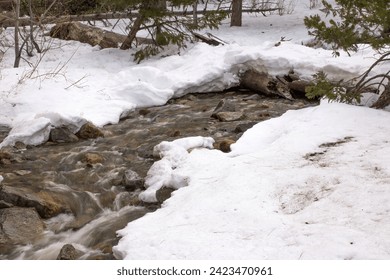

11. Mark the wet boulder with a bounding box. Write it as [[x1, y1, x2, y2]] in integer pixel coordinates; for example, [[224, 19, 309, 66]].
[[0, 185, 67, 218], [123, 169, 144, 191], [211, 99, 237, 118], [215, 112, 244, 122], [82, 153, 105, 165], [0, 207, 45, 247], [234, 122, 257, 133], [214, 139, 236, 153], [57, 244, 80, 260], [76, 122, 104, 139], [0, 150, 12, 165], [0, 200, 12, 209], [156, 187, 175, 203], [50, 126, 79, 143]]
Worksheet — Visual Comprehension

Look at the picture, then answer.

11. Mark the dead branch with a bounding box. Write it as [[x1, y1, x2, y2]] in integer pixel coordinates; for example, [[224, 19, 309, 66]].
[[193, 32, 223, 46]]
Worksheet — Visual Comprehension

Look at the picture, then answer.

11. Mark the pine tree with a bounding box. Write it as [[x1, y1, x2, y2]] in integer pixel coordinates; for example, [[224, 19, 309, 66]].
[[110, 0, 227, 62], [304, 0, 390, 108], [304, 0, 389, 55]]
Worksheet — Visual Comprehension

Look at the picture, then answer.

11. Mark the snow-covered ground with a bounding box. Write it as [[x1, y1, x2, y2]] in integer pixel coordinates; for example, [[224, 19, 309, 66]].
[[1, 1, 390, 259], [114, 102, 390, 259]]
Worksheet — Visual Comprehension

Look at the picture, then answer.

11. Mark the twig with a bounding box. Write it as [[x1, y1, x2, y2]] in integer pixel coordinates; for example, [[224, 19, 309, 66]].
[[65, 75, 88, 89]]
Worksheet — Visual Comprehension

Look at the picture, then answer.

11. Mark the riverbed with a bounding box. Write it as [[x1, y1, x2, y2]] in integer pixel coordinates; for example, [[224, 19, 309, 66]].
[[0, 90, 316, 259]]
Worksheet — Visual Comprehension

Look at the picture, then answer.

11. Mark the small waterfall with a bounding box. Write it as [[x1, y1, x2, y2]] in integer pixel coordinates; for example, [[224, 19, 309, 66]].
[[8, 206, 148, 260]]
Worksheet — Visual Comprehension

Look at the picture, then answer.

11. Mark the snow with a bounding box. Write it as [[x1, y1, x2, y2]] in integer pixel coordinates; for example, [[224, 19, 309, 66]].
[[140, 136, 214, 203], [114, 102, 390, 259], [1, 1, 390, 260]]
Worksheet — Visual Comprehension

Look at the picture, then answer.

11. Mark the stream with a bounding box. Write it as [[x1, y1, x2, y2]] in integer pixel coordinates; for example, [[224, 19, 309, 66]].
[[0, 90, 316, 259]]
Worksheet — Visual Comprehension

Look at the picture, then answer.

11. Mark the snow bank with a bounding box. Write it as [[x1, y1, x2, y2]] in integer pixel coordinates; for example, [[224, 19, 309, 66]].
[[140, 136, 214, 203], [114, 102, 390, 259], [0, 35, 385, 147], [230, 99, 389, 156]]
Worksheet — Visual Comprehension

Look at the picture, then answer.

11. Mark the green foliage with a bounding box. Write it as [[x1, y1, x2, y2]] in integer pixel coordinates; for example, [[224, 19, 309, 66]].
[[306, 71, 361, 104], [304, 1, 390, 105], [304, 0, 390, 55], [134, 45, 160, 64], [122, 1, 227, 62]]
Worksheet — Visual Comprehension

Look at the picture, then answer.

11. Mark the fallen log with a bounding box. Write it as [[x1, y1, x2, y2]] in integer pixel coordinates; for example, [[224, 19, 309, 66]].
[[240, 69, 294, 100], [192, 32, 223, 46], [49, 21, 128, 48], [287, 80, 313, 99], [49, 21, 154, 48]]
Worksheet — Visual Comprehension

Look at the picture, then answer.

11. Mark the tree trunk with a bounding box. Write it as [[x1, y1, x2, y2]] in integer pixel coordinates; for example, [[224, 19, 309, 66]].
[[230, 0, 242, 27], [13, 0, 21, 68], [156, 0, 166, 9], [28, 0, 41, 54], [120, 0, 167, 50], [120, 15, 144, 50], [193, 2, 198, 25], [154, 0, 167, 42]]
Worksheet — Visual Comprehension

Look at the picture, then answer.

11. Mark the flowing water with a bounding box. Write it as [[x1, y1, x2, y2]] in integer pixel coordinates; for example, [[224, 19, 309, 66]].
[[0, 90, 316, 259]]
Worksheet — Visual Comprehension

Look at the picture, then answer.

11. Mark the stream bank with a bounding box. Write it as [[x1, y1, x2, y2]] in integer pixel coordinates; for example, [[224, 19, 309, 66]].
[[0, 89, 317, 259]]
